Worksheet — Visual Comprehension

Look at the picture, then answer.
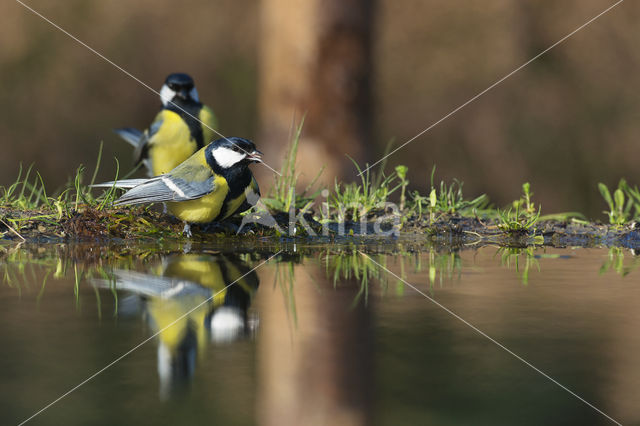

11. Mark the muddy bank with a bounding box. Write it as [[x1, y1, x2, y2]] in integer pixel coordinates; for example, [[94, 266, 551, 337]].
[[1, 206, 639, 250]]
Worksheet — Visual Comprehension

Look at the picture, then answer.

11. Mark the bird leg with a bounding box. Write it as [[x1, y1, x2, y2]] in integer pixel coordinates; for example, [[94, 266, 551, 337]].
[[182, 222, 192, 238]]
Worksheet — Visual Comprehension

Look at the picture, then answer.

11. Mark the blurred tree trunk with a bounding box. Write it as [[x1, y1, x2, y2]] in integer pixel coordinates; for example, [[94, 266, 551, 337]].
[[256, 264, 373, 426], [258, 0, 375, 187]]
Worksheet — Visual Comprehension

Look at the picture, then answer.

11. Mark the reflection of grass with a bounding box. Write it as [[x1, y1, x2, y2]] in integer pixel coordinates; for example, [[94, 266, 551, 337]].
[[273, 261, 298, 326], [599, 247, 640, 277], [427, 249, 462, 288], [1, 246, 59, 295], [0, 245, 154, 312], [324, 248, 386, 304], [323, 247, 462, 304], [497, 247, 540, 285]]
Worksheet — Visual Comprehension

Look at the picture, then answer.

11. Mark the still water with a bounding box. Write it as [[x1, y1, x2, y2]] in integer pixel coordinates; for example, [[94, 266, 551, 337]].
[[1, 243, 639, 425]]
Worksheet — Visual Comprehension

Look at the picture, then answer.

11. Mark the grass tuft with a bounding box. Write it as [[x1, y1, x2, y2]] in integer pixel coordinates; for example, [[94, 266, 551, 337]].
[[261, 117, 324, 214], [497, 183, 541, 232]]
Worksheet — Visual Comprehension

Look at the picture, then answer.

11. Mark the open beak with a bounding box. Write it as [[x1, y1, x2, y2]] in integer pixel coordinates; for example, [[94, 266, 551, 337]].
[[247, 150, 263, 163]]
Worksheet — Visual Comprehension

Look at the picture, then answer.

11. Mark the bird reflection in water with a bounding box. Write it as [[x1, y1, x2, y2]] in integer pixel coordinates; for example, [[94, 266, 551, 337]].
[[97, 253, 259, 399]]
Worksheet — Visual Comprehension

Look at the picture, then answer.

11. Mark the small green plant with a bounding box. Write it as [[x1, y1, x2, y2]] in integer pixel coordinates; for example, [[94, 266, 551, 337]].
[[330, 160, 404, 222], [497, 183, 541, 232], [412, 166, 489, 223], [598, 180, 633, 226], [395, 165, 409, 212], [514, 182, 536, 216], [621, 180, 640, 219], [0, 164, 48, 210]]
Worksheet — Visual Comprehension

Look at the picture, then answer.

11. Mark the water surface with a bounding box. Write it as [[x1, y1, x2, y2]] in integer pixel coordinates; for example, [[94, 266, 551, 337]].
[[1, 243, 638, 425]]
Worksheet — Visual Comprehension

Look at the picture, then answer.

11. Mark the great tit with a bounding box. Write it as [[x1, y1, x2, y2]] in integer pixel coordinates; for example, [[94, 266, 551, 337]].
[[114, 73, 219, 176], [93, 253, 259, 398], [162, 253, 260, 343], [95, 137, 261, 236]]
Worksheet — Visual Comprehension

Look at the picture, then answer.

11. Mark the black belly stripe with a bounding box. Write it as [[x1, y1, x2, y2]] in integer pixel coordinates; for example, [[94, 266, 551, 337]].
[[217, 168, 253, 220], [166, 100, 205, 149]]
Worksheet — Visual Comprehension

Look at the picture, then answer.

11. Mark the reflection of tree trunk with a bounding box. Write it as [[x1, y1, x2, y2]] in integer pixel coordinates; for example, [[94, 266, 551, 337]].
[[258, 0, 374, 187], [257, 265, 372, 426]]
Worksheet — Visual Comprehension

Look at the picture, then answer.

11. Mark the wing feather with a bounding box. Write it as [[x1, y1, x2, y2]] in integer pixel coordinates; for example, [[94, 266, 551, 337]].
[[91, 178, 149, 189], [114, 174, 215, 205], [94, 270, 211, 299]]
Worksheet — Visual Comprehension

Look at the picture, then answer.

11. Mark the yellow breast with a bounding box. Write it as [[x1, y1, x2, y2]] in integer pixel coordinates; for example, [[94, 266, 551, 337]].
[[147, 296, 210, 353], [167, 175, 229, 223], [149, 111, 198, 176]]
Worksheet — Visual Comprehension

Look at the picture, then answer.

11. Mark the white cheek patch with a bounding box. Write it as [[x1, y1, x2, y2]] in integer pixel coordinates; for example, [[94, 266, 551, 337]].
[[159, 84, 176, 106], [213, 147, 246, 168], [189, 87, 199, 102]]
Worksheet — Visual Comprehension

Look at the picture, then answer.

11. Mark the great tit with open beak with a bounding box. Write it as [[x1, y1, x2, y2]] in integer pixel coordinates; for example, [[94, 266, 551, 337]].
[[94, 137, 262, 236], [114, 73, 219, 176]]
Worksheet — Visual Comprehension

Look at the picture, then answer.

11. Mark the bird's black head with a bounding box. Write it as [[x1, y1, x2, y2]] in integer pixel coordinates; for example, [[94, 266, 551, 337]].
[[160, 73, 199, 105], [206, 137, 263, 173]]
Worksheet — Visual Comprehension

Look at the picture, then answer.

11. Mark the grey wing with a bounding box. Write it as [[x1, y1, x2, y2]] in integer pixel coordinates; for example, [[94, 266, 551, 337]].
[[114, 174, 216, 206], [93, 270, 175, 298], [93, 270, 211, 299]]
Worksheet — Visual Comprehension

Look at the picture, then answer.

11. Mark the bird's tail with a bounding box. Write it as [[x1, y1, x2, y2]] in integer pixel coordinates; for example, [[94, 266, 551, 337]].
[[113, 128, 143, 148], [93, 270, 211, 299], [91, 179, 149, 189], [93, 270, 174, 298]]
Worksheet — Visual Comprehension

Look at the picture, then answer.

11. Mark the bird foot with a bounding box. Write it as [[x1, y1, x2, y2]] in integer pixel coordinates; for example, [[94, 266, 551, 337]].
[[182, 223, 192, 238]]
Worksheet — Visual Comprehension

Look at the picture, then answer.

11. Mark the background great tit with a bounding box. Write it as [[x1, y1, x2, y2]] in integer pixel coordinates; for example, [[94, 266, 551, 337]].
[[93, 253, 259, 399], [95, 137, 261, 236], [114, 73, 219, 176]]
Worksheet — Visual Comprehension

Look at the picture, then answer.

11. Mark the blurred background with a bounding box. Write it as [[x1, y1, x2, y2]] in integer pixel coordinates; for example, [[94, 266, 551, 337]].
[[1, 0, 638, 218]]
